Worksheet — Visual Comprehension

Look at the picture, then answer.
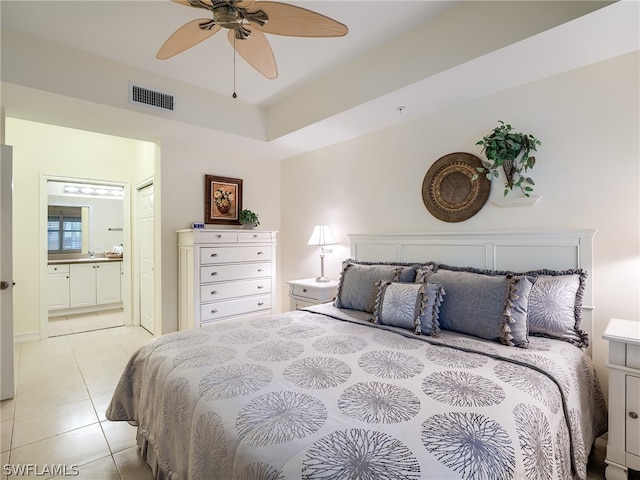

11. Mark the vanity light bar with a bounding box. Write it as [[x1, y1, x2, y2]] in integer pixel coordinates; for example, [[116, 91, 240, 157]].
[[63, 184, 124, 198]]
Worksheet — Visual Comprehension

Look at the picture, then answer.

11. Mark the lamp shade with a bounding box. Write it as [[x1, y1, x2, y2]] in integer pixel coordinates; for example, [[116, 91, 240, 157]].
[[307, 225, 337, 246]]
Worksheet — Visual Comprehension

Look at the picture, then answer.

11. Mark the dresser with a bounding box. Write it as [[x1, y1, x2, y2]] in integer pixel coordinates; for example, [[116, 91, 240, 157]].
[[177, 229, 277, 330], [603, 318, 640, 480]]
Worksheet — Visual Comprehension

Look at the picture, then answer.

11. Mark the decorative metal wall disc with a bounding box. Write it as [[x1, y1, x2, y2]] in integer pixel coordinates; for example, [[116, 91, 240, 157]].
[[422, 152, 491, 222]]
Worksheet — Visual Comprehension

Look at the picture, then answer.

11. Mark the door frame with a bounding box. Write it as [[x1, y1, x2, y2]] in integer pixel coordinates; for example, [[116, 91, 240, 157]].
[[1, 145, 15, 400], [39, 174, 131, 338]]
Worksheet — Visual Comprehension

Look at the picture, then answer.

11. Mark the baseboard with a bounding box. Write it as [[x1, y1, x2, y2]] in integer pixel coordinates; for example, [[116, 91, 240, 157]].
[[14, 330, 41, 343]]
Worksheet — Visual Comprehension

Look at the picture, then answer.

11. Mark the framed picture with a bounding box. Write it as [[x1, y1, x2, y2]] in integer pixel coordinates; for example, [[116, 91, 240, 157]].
[[205, 175, 243, 225]]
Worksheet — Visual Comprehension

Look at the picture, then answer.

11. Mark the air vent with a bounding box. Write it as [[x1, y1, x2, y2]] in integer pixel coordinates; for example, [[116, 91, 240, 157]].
[[128, 83, 175, 112]]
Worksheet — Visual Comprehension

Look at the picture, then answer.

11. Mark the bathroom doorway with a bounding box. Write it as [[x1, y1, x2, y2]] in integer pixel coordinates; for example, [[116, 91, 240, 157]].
[[44, 177, 129, 337]]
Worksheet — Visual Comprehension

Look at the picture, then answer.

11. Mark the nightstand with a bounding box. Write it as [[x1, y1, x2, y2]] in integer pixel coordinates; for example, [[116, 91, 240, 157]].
[[287, 278, 339, 310], [603, 318, 640, 480]]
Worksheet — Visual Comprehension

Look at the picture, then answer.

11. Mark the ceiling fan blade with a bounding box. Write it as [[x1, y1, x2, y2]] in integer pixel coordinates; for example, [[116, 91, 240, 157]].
[[250, 2, 348, 37], [157, 19, 221, 59], [227, 28, 277, 79], [235, 0, 255, 7], [171, 0, 213, 8]]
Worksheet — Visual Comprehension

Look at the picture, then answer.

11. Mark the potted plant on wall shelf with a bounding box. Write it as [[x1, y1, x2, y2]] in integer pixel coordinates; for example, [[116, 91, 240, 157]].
[[239, 209, 260, 229], [473, 120, 541, 197]]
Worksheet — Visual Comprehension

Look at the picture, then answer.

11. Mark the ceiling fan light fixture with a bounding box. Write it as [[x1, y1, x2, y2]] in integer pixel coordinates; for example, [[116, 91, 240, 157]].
[[213, 4, 242, 28]]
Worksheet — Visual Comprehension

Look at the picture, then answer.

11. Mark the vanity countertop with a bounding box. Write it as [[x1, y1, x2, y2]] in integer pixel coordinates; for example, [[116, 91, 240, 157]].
[[48, 255, 123, 265]]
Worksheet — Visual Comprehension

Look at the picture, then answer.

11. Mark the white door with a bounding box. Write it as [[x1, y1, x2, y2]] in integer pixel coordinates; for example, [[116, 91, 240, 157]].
[[1, 145, 15, 400], [138, 184, 154, 334]]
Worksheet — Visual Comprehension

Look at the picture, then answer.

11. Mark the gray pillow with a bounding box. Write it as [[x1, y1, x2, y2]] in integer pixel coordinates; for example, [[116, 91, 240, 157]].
[[524, 269, 589, 347], [373, 281, 444, 336], [418, 266, 533, 348], [334, 260, 418, 313]]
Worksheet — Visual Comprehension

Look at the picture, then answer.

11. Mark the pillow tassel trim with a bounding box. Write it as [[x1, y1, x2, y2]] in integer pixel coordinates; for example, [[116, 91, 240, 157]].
[[427, 285, 444, 337], [414, 284, 426, 335], [371, 279, 388, 325], [499, 277, 520, 347]]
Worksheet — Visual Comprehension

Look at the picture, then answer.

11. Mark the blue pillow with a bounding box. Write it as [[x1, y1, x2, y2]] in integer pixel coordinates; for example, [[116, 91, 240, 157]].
[[334, 260, 419, 313], [417, 265, 533, 348], [373, 281, 444, 336]]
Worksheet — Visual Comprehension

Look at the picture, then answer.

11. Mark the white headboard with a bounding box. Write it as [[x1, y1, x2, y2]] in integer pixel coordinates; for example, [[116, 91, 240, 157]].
[[349, 230, 597, 352]]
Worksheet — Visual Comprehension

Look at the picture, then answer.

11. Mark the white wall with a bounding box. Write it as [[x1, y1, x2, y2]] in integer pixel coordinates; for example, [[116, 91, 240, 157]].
[[156, 136, 282, 334], [280, 52, 640, 391]]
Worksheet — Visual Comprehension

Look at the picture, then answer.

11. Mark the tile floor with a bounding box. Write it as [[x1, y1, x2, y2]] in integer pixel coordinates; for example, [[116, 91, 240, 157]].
[[48, 309, 125, 337], [0, 320, 620, 480], [2, 324, 155, 479]]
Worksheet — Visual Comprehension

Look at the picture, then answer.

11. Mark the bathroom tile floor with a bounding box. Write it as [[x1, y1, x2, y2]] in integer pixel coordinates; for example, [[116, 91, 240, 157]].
[[1, 323, 617, 480], [48, 309, 125, 337], [2, 325, 155, 479]]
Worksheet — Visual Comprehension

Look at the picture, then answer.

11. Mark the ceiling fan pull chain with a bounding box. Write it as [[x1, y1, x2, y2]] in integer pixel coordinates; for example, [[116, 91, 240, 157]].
[[232, 34, 238, 99]]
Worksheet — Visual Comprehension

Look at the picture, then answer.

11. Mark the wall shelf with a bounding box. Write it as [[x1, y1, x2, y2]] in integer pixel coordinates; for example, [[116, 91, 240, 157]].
[[491, 196, 541, 208]]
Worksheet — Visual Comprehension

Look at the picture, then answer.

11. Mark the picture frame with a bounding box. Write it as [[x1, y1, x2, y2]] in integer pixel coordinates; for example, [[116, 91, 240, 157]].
[[205, 175, 243, 225]]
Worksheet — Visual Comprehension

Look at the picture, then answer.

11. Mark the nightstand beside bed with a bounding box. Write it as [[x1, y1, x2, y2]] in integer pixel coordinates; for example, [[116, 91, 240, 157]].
[[603, 318, 640, 480]]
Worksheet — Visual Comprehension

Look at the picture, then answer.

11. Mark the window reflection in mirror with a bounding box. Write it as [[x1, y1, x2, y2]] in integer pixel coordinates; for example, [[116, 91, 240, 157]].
[[47, 205, 89, 254]]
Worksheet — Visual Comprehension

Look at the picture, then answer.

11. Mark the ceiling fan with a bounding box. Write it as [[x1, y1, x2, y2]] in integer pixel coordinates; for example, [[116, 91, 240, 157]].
[[157, 0, 348, 81]]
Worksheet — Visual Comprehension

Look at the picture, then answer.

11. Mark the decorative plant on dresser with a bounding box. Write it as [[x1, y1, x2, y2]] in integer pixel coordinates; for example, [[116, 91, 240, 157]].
[[474, 120, 541, 197], [239, 209, 260, 229]]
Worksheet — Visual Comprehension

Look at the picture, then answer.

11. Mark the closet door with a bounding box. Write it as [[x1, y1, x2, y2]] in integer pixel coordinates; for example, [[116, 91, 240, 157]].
[[138, 183, 155, 334]]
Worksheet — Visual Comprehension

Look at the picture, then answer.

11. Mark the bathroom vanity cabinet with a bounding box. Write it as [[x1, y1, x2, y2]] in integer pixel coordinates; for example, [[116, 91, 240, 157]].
[[48, 258, 122, 313]]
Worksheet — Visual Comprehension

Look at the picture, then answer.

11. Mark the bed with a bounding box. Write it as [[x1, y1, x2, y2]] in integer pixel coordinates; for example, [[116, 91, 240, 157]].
[[107, 230, 607, 480]]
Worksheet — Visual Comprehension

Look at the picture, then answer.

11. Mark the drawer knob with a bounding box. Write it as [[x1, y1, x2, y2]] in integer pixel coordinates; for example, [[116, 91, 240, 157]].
[[253, 234, 258, 238], [258, 302, 264, 306], [210, 253, 218, 257], [211, 272, 218, 276], [211, 309, 219, 314], [303, 288, 308, 293], [210, 290, 218, 295], [257, 251, 263, 255], [257, 269, 263, 272], [257, 285, 264, 289], [216, 234, 222, 238], [630, 412, 639, 420]]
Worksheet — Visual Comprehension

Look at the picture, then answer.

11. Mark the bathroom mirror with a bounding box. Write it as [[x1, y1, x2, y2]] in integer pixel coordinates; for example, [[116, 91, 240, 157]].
[[47, 180, 124, 257]]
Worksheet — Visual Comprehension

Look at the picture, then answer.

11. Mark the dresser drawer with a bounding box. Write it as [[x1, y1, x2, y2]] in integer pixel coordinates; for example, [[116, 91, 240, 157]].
[[238, 231, 274, 243], [200, 246, 272, 265], [200, 295, 272, 322], [200, 279, 271, 302], [200, 263, 271, 283], [192, 230, 238, 243]]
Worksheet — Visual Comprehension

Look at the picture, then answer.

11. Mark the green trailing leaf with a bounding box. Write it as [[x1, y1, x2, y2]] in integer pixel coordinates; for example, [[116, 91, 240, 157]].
[[474, 120, 541, 197]]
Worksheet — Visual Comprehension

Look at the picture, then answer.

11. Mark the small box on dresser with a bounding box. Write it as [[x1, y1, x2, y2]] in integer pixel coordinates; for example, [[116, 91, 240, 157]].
[[603, 318, 640, 480], [178, 229, 277, 330], [287, 278, 338, 310]]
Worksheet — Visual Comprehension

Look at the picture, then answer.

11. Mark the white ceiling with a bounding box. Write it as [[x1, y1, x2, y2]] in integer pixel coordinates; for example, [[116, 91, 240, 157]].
[[1, 0, 455, 105], [1, 1, 638, 159]]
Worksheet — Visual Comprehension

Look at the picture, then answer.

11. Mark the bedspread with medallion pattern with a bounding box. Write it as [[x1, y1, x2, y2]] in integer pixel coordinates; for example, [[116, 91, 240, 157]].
[[107, 305, 607, 480]]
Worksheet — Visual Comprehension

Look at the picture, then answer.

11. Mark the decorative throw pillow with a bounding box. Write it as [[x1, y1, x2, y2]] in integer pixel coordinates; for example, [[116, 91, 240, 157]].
[[419, 265, 533, 348], [334, 260, 419, 313], [373, 281, 444, 336], [524, 269, 589, 347]]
